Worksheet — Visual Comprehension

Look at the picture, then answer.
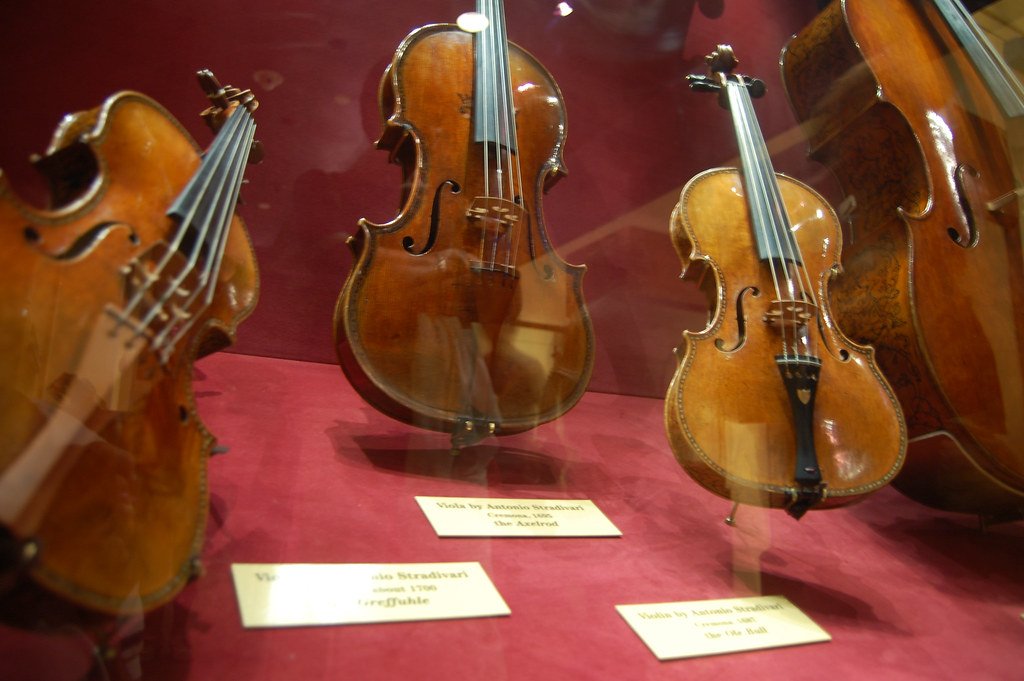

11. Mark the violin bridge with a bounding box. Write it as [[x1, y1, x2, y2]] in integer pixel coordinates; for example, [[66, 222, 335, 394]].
[[466, 196, 524, 279], [109, 241, 207, 362], [763, 299, 817, 328], [466, 196, 524, 229]]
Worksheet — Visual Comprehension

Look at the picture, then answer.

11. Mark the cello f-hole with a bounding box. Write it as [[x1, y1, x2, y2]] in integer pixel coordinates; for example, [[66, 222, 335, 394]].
[[947, 162, 981, 248]]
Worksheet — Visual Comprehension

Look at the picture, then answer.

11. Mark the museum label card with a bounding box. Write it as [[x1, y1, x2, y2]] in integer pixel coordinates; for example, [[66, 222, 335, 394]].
[[616, 595, 830, 660], [231, 561, 510, 628], [414, 496, 622, 537]]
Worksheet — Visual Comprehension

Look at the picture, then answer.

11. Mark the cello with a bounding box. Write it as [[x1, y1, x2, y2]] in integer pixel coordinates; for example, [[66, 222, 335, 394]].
[[0, 71, 260, 615], [666, 46, 906, 519], [334, 0, 594, 447], [782, 0, 1024, 523]]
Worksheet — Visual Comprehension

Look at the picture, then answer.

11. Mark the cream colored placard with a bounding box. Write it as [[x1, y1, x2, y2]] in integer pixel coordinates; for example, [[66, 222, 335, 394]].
[[231, 562, 510, 628], [616, 595, 830, 660], [414, 496, 622, 537]]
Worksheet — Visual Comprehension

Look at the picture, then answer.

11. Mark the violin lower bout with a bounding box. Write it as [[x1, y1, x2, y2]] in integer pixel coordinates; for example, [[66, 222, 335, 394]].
[[666, 333, 905, 511]]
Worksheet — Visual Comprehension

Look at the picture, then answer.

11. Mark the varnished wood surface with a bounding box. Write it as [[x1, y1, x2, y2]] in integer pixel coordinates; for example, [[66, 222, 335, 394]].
[[666, 169, 906, 510], [335, 24, 594, 440], [0, 92, 259, 614], [782, 0, 1024, 520]]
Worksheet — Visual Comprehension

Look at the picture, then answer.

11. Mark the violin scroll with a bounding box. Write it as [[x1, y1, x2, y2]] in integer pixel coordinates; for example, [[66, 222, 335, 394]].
[[706, 44, 738, 76], [197, 69, 264, 163], [686, 45, 766, 105]]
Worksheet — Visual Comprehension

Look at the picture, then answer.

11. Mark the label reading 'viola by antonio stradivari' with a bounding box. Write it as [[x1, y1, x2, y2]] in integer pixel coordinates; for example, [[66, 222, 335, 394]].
[[414, 496, 621, 537], [616, 595, 830, 660], [231, 562, 509, 628]]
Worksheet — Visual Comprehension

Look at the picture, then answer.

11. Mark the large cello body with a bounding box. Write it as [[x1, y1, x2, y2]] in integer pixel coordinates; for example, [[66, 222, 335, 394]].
[[782, 0, 1024, 522], [0, 74, 259, 615], [335, 1, 594, 446], [666, 47, 905, 519]]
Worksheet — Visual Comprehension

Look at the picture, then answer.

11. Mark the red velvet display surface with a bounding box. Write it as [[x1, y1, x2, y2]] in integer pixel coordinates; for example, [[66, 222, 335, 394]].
[[4, 352, 1021, 681]]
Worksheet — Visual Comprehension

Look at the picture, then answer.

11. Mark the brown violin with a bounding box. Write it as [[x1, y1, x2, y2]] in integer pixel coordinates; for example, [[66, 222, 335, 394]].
[[0, 71, 260, 615], [666, 46, 906, 519], [335, 0, 594, 447], [782, 0, 1024, 524]]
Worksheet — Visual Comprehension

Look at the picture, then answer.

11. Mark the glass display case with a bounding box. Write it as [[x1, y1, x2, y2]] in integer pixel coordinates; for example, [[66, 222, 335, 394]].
[[0, 1, 1021, 679]]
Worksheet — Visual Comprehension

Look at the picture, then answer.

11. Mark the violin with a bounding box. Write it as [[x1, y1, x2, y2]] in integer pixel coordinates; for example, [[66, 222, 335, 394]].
[[782, 0, 1024, 524], [0, 71, 260, 615], [666, 46, 906, 519], [334, 0, 594, 447]]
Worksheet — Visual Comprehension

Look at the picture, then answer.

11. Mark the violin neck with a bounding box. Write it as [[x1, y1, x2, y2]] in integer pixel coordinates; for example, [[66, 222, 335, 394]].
[[932, 0, 1024, 119], [725, 78, 801, 265], [473, 0, 517, 152]]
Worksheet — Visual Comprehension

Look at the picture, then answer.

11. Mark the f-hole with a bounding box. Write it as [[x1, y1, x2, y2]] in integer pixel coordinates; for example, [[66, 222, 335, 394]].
[[715, 286, 759, 352], [947, 163, 981, 248], [403, 180, 461, 255]]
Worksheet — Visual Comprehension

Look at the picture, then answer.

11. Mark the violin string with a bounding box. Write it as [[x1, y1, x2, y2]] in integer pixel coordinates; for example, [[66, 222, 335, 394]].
[[489, 0, 504, 268], [159, 114, 257, 356], [753, 73, 818, 359], [121, 106, 253, 359], [479, 0, 492, 211], [730, 76, 822, 361], [158, 112, 254, 356], [482, 0, 504, 268], [202, 118, 256, 306], [739, 80, 802, 359], [746, 76, 818, 360], [727, 77, 791, 358], [494, 0, 512, 271], [175, 116, 248, 291], [118, 107, 245, 335], [155, 118, 240, 316], [164, 108, 248, 274], [160, 162, 252, 355], [476, 0, 521, 276], [739, 78, 816, 313], [939, 0, 1024, 111], [497, 0, 524, 275]]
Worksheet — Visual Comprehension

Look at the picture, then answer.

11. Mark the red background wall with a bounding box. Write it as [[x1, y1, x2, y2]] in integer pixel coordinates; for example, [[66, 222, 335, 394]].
[[3, 6, 1024, 681], [0, 0, 828, 399]]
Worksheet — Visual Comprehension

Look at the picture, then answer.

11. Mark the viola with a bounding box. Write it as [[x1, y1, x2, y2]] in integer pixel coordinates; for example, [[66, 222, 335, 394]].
[[0, 71, 260, 614], [782, 0, 1024, 524], [666, 46, 906, 519], [334, 0, 594, 447]]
